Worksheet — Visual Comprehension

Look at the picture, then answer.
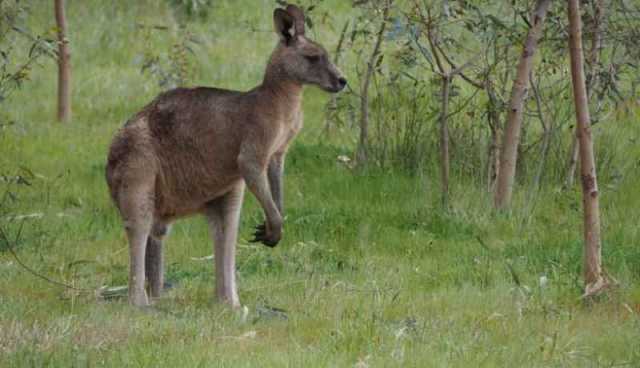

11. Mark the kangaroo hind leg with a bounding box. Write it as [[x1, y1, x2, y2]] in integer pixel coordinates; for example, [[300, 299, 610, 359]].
[[146, 221, 171, 298], [205, 182, 245, 308], [118, 181, 155, 307]]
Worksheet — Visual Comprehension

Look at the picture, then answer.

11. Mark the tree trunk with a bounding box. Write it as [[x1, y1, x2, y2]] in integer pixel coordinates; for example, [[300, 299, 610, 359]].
[[323, 20, 350, 137], [493, 0, 551, 210], [439, 75, 451, 208], [442, 0, 451, 18], [568, 0, 607, 296], [530, 72, 552, 192], [564, 0, 605, 189], [486, 87, 501, 192], [55, 0, 71, 122], [487, 125, 501, 192], [356, 2, 390, 167]]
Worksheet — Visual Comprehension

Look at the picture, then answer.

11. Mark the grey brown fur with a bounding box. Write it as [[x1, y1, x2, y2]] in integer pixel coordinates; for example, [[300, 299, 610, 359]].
[[106, 4, 346, 307]]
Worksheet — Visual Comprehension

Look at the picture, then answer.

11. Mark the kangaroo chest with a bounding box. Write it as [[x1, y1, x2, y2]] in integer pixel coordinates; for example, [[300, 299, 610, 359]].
[[270, 107, 303, 156]]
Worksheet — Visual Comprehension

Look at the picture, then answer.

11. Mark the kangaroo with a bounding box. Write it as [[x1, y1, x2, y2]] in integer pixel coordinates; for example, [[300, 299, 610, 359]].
[[105, 4, 346, 307]]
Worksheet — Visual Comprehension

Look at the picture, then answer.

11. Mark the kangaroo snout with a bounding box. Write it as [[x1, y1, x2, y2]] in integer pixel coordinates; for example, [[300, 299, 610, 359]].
[[326, 75, 347, 93], [336, 77, 348, 91]]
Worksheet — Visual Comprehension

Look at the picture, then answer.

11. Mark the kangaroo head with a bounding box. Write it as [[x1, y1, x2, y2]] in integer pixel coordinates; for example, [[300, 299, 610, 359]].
[[266, 4, 347, 93]]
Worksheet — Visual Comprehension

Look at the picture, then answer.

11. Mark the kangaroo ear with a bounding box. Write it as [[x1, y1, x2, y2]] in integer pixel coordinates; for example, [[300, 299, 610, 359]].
[[285, 4, 305, 36], [274, 8, 295, 44]]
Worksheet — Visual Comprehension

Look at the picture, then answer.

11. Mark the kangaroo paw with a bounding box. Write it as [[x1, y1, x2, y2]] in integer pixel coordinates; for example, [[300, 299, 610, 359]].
[[250, 223, 279, 247]]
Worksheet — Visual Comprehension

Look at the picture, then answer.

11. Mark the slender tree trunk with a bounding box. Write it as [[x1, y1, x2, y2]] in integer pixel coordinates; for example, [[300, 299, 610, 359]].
[[55, 0, 71, 122], [564, 0, 605, 189], [357, 2, 390, 166], [493, 0, 551, 210], [517, 113, 530, 179], [487, 125, 501, 191], [486, 88, 501, 192], [530, 72, 552, 192], [518, 72, 552, 230], [442, 0, 450, 18], [568, 0, 607, 296], [323, 20, 350, 137], [420, 4, 454, 204], [439, 75, 451, 207], [535, 130, 552, 189], [585, 0, 605, 94]]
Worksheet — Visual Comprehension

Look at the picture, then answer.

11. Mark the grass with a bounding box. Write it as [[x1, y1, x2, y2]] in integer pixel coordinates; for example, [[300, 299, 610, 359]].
[[1, 1, 640, 367]]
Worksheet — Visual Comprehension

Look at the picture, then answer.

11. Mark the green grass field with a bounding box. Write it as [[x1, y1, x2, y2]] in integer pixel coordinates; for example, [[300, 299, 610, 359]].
[[1, 1, 639, 366]]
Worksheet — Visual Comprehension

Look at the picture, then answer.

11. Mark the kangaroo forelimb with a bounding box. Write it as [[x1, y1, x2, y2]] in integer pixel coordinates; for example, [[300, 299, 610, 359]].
[[239, 153, 283, 247]]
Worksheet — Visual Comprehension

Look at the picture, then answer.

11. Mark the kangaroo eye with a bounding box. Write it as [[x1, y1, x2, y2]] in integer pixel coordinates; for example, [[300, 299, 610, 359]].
[[305, 55, 321, 63]]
